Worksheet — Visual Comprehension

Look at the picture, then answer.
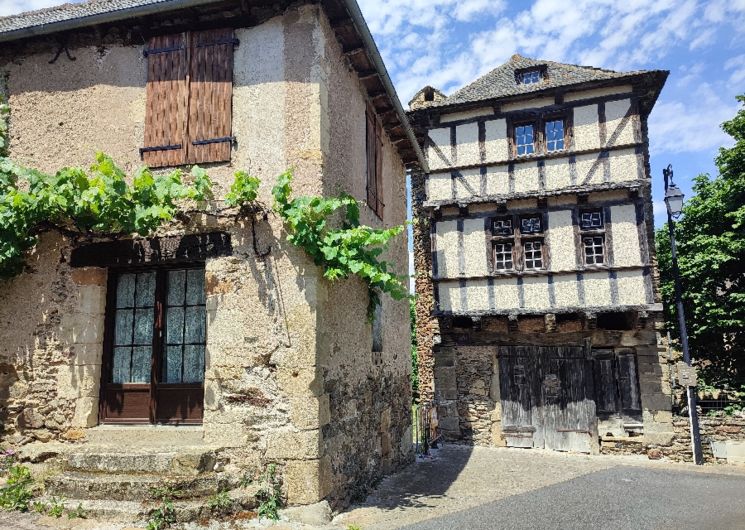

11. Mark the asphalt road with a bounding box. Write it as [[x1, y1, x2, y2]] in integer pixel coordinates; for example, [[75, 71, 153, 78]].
[[404, 465, 745, 530]]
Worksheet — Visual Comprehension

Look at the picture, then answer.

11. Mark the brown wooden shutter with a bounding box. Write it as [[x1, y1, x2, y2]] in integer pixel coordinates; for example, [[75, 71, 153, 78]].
[[617, 353, 641, 411], [142, 33, 189, 168], [366, 107, 378, 212], [187, 29, 235, 165], [374, 117, 384, 218]]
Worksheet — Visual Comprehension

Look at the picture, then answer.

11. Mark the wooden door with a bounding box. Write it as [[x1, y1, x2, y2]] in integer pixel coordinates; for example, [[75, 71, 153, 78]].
[[499, 345, 597, 453], [100, 266, 206, 424]]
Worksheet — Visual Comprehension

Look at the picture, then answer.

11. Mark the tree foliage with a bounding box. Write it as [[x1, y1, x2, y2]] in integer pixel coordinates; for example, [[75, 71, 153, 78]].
[[656, 95, 745, 386], [271, 169, 408, 316]]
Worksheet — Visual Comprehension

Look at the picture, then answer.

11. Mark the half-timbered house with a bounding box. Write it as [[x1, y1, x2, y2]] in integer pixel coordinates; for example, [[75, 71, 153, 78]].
[[409, 55, 675, 454]]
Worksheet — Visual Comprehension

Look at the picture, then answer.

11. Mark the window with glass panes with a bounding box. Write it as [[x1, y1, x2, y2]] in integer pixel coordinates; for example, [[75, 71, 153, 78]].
[[490, 213, 547, 272], [109, 266, 206, 386], [579, 209, 606, 266], [517, 69, 542, 84], [515, 124, 535, 156], [545, 119, 565, 152]]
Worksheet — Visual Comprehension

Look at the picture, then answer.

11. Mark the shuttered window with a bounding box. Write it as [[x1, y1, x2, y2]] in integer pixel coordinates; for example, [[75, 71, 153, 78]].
[[366, 105, 384, 219], [593, 350, 641, 415], [142, 29, 236, 168]]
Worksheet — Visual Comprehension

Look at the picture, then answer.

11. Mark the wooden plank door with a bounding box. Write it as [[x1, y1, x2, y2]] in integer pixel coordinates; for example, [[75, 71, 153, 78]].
[[499, 346, 544, 448], [541, 347, 597, 453]]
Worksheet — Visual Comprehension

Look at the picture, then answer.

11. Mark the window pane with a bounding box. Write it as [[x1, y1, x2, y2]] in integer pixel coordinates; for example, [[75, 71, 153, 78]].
[[516, 124, 534, 156], [183, 345, 205, 383], [116, 274, 136, 308], [184, 306, 206, 344], [166, 307, 185, 344], [494, 242, 513, 271], [135, 272, 155, 308], [493, 218, 512, 236], [131, 346, 151, 383], [521, 216, 542, 234], [524, 241, 544, 269], [114, 309, 134, 346], [167, 270, 186, 306], [546, 120, 564, 152], [186, 269, 205, 305], [584, 236, 605, 265], [133, 308, 154, 345], [163, 345, 183, 383], [580, 210, 603, 229], [112, 347, 131, 383]]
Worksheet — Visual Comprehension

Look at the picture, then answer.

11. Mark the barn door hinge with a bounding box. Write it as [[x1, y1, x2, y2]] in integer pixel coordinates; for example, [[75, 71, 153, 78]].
[[196, 38, 240, 48], [142, 45, 185, 57], [192, 136, 235, 146], [139, 144, 182, 157]]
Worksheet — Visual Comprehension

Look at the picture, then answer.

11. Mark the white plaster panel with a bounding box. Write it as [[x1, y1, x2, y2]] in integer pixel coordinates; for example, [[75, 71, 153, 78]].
[[610, 204, 642, 267], [484, 119, 509, 163], [564, 85, 633, 103], [435, 220, 459, 278], [583, 271, 611, 307], [513, 160, 540, 193], [547, 210, 576, 272], [616, 270, 648, 306], [462, 219, 489, 277], [485, 164, 510, 195], [427, 171, 452, 202], [437, 281, 460, 312], [456, 122, 481, 167], [440, 107, 494, 123], [523, 276, 550, 309], [465, 279, 491, 312], [553, 274, 580, 307], [492, 277, 520, 310], [609, 148, 640, 183], [573, 105, 600, 151], [544, 157, 572, 190], [454, 168, 482, 200], [575, 152, 603, 186], [501, 96, 555, 113], [427, 127, 452, 170], [605, 98, 635, 147]]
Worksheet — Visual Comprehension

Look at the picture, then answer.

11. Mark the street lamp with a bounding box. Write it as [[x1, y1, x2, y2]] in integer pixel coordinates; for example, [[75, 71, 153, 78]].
[[663, 164, 703, 465]]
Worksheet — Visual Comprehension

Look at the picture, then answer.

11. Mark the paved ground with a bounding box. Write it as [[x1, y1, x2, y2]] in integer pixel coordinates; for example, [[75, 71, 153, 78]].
[[3, 445, 745, 529], [335, 445, 745, 530]]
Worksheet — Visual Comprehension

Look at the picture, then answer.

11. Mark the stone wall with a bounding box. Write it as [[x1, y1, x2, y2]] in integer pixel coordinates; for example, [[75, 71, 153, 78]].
[[0, 2, 412, 509]]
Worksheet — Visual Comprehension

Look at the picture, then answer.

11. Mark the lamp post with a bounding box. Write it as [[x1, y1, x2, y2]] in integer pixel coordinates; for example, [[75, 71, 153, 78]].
[[663, 164, 703, 465]]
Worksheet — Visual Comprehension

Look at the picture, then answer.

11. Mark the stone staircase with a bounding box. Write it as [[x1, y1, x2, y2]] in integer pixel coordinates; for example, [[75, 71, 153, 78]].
[[32, 427, 258, 524]]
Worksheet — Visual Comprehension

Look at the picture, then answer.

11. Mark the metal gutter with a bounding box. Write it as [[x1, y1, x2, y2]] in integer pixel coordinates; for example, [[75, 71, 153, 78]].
[[339, 0, 429, 172], [0, 0, 225, 43]]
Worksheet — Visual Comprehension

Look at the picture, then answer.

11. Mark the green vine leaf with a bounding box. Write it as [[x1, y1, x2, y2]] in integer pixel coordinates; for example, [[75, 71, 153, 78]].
[[225, 170, 260, 207], [272, 169, 408, 317]]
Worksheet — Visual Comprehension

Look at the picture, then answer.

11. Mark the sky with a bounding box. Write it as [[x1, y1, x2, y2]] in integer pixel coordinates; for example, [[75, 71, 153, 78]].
[[2, 0, 745, 224]]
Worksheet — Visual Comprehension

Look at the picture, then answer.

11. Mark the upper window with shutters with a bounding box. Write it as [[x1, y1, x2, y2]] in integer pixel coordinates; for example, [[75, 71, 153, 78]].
[[366, 104, 384, 219], [141, 29, 238, 168]]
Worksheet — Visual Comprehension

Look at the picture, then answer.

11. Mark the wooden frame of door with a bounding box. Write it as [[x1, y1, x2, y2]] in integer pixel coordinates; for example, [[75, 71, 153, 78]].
[[98, 262, 206, 425]]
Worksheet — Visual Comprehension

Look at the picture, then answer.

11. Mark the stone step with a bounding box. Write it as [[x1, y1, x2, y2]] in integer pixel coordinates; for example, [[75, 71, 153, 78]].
[[37, 486, 259, 524], [64, 447, 218, 475], [82, 425, 205, 447], [44, 471, 232, 501]]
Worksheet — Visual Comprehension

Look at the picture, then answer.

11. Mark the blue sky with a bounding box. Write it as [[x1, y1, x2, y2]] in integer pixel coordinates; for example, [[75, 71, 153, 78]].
[[3, 0, 745, 225]]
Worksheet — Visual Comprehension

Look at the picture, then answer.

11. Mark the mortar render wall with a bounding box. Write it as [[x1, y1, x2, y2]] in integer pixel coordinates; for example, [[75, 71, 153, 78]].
[[310, 10, 413, 508], [0, 5, 366, 506]]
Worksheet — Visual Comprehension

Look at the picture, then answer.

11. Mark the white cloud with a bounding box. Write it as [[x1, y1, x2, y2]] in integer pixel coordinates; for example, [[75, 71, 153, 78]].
[[0, 0, 76, 17], [724, 54, 745, 86], [649, 83, 737, 155]]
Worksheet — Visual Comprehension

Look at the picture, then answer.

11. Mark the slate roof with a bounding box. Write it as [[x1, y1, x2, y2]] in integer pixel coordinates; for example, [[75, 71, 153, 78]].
[[0, 0, 179, 36], [433, 54, 663, 108]]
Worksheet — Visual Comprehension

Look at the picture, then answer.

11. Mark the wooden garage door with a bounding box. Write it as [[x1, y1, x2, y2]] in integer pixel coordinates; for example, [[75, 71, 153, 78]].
[[499, 346, 598, 453]]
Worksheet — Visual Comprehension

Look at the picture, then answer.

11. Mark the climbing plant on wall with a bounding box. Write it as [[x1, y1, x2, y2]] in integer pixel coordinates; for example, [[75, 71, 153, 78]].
[[0, 153, 214, 278], [271, 169, 408, 316]]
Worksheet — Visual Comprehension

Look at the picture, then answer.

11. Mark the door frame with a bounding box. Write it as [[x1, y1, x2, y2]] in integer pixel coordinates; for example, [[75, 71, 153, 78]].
[[98, 263, 206, 425]]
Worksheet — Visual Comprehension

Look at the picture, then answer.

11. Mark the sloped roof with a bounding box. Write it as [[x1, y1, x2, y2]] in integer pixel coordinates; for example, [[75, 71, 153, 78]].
[[436, 54, 663, 107], [0, 0, 191, 37]]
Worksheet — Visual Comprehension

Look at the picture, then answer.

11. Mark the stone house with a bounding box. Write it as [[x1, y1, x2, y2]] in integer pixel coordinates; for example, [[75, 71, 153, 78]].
[[409, 55, 676, 454], [0, 0, 423, 516]]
